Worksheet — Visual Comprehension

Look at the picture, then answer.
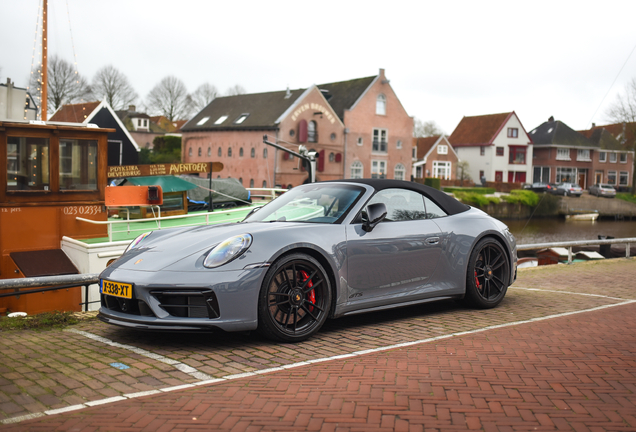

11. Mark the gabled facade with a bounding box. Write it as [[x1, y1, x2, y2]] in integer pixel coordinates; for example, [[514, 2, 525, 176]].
[[448, 112, 532, 183], [181, 69, 413, 188], [116, 106, 177, 150], [50, 101, 140, 166], [579, 122, 636, 191], [0, 79, 38, 121], [412, 135, 459, 180]]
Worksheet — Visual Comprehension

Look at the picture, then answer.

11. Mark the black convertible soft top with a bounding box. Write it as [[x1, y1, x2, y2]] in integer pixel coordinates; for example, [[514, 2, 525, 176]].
[[326, 179, 470, 216]]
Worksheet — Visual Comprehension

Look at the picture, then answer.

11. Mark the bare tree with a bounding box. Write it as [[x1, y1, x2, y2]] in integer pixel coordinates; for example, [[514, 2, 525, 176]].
[[456, 160, 472, 186], [30, 55, 92, 117], [606, 77, 636, 191], [146, 76, 192, 121], [414, 118, 444, 138], [225, 84, 246, 96], [190, 83, 218, 113], [91, 65, 138, 109]]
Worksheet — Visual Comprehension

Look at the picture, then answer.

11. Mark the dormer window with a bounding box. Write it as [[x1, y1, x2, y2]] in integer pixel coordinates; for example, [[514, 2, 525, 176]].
[[376, 94, 386, 115], [234, 113, 249, 124], [197, 116, 210, 126], [214, 115, 228, 125]]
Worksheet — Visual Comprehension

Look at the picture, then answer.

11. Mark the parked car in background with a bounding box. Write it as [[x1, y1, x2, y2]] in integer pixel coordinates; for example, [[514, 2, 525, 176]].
[[589, 183, 616, 198], [551, 183, 583, 197], [523, 183, 556, 193]]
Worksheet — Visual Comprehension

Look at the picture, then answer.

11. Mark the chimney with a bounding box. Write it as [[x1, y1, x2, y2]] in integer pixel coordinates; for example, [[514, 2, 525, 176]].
[[592, 122, 596, 128], [548, 116, 554, 122], [129, 105, 136, 112]]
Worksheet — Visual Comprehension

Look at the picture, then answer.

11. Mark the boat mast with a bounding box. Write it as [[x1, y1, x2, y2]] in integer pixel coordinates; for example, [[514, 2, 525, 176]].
[[41, 0, 48, 120]]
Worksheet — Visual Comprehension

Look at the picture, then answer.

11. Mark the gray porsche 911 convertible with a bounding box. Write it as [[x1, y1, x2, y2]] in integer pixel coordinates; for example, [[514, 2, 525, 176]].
[[98, 179, 517, 342]]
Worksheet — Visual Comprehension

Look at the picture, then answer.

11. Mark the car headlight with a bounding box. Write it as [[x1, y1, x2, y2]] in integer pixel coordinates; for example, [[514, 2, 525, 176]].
[[125, 232, 152, 253], [203, 234, 252, 268]]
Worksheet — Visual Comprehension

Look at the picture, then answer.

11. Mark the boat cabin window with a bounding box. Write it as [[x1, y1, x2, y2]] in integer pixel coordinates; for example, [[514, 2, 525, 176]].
[[59, 139, 98, 190], [7, 136, 50, 191]]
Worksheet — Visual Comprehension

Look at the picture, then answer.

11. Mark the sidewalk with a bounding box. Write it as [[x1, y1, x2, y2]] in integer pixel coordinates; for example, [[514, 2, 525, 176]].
[[1, 258, 635, 431]]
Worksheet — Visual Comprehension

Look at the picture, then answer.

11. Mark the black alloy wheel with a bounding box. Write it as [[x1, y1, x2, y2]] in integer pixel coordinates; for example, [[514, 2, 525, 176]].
[[463, 238, 510, 308], [258, 253, 331, 342]]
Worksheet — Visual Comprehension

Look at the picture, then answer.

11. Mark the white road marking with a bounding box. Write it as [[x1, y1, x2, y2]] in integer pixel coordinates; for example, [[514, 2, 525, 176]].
[[3, 289, 634, 425]]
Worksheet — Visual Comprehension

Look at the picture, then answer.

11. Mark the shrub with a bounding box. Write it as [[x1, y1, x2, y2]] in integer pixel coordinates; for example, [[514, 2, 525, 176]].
[[443, 187, 496, 195], [617, 193, 636, 204], [501, 189, 540, 206], [454, 191, 500, 207], [424, 178, 441, 190], [0, 311, 82, 331]]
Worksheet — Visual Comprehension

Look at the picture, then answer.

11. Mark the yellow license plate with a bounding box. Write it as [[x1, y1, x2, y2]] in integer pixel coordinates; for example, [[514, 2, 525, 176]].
[[101, 280, 133, 299]]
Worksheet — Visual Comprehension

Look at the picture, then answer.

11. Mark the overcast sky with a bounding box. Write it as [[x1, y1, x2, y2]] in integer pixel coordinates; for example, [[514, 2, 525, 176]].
[[2, 0, 636, 134]]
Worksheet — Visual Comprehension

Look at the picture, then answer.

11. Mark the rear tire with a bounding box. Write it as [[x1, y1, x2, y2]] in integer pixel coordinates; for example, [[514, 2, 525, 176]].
[[463, 238, 510, 309]]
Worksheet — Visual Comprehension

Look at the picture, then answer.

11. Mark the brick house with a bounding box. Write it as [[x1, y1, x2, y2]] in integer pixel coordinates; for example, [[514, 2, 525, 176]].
[[579, 122, 635, 192], [181, 69, 413, 188], [116, 106, 180, 150], [448, 112, 532, 183], [412, 135, 459, 180]]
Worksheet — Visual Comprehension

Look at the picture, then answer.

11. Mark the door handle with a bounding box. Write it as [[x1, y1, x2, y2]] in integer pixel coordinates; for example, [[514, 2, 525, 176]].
[[425, 237, 439, 245]]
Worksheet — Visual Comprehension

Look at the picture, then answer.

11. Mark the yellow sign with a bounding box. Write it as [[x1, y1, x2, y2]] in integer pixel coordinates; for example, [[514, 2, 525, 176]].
[[107, 162, 223, 178]]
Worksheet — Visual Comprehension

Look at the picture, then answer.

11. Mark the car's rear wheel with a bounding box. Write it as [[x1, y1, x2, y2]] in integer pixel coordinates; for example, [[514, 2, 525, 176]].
[[258, 253, 331, 342], [463, 238, 509, 309]]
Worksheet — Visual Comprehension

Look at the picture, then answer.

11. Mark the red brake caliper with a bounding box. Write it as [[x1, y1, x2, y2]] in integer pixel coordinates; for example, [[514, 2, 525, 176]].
[[474, 270, 481, 290], [300, 270, 315, 312]]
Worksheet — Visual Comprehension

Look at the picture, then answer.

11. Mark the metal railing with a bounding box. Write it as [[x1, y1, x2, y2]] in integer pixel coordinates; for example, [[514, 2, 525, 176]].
[[246, 187, 287, 202], [1, 237, 634, 313]]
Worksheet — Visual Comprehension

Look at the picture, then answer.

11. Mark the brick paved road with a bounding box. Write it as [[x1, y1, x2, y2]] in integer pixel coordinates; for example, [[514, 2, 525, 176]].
[[1, 258, 635, 431]]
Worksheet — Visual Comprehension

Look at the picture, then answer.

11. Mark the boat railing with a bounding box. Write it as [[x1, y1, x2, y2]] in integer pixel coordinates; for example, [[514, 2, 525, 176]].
[[76, 205, 259, 242], [517, 237, 636, 264], [247, 187, 287, 202]]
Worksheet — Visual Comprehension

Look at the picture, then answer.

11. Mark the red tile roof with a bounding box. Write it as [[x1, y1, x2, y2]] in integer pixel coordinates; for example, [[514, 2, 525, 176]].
[[414, 136, 440, 159], [448, 112, 513, 146], [49, 101, 101, 123], [579, 122, 636, 148]]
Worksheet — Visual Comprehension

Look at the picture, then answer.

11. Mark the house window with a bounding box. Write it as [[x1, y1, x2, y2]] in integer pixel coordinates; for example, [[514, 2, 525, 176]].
[[509, 146, 526, 164], [251, 148, 255, 158], [437, 145, 448, 155], [198, 147, 202, 157], [533, 166, 550, 183], [234, 114, 249, 124], [599, 151, 607, 162], [218, 147, 222, 157], [433, 161, 451, 180], [357, 137, 363, 146], [350, 161, 363, 179], [619, 171, 629, 186], [239, 177, 243, 185], [556, 167, 576, 183], [556, 148, 570, 160], [307, 121, 317, 143], [239, 148, 244, 157], [137, 119, 142, 127], [249, 179, 254, 188], [197, 117, 210, 126], [330, 133, 336, 142], [507, 128, 519, 138], [376, 94, 386, 115], [214, 115, 228, 124], [262, 180, 267, 188], [189, 147, 193, 157], [372, 128, 388, 153], [608, 170, 617, 185], [329, 152, 335, 162], [620, 153, 627, 163], [371, 160, 386, 179], [228, 147, 232, 157], [412, 147, 417, 159], [263, 148, 268, 158], [397, 140, 402, 149], [609, 153, 617, 163], [207, 147, 211, 157], [479, 170, 485, 180], [496, 147, 504, 157], [577, 149, 591, 161], [480, 146, 485, 156], [394, 163, 405, 180], [143, 119, 147, 127]]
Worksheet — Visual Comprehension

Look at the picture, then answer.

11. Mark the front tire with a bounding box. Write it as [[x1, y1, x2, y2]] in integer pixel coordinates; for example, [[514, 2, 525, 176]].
[[258, 253, 331, 342], [463, 238, 510, 309]]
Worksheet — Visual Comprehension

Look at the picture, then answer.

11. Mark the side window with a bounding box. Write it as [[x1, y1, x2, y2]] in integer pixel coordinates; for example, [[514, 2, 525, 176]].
[[367, 188, 426, 221], [423, 197, 447, 219]]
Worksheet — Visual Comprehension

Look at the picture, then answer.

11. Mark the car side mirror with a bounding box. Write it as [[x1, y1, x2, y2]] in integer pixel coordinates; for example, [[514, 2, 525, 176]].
[[362, 203, 387, 232]]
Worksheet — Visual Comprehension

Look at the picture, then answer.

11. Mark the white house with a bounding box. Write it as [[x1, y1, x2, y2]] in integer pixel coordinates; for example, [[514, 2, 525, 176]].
[[448, 112, 532, 183]]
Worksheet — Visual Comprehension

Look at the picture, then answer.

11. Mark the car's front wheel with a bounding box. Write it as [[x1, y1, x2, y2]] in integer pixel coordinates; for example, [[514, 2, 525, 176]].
[[463, 238, 510, 309], [258, 253, 331, 342]]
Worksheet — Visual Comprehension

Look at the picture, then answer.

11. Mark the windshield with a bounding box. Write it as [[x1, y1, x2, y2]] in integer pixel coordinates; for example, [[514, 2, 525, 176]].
[[244, 183, 365, 224]]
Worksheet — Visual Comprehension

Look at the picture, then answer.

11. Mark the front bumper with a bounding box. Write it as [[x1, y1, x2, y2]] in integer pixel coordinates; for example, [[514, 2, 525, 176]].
[[98, 266, 268, 333]]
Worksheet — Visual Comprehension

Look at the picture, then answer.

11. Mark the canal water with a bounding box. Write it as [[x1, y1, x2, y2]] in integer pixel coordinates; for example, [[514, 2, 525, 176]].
[[503, 217, 636, 245]]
